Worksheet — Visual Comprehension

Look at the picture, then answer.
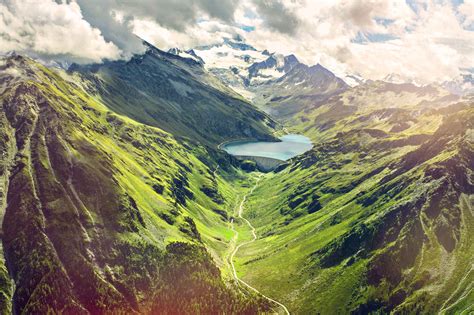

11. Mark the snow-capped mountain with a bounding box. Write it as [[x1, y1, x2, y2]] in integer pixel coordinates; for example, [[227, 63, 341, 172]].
[[184, 36, 362, 94], [167, 48, 204, 65], [195, 37, 304, 89], [168, 36, 308, 99], [383, 73, 423, 86], [247, 54, 300, 84], [193, 37, 266, 72], [167, 36, 352, 119], [343, 73, 366, 87]]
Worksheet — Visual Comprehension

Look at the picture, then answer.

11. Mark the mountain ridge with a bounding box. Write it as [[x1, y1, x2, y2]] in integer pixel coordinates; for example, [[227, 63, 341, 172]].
[[1, 36, 473, 314], [0, 53, 274, 314], [67, 40, 277, 147]]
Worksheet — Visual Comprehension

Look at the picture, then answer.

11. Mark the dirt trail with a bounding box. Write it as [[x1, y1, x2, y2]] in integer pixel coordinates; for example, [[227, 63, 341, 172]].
[[228, 174, 290, 315]]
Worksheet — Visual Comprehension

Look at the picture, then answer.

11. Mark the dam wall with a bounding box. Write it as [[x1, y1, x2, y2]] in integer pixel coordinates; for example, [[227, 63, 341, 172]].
[[233, 155, 287, 172]]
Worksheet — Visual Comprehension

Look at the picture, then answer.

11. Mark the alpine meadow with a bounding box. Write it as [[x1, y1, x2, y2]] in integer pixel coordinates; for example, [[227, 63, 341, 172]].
[[0, 0, 473, 314]]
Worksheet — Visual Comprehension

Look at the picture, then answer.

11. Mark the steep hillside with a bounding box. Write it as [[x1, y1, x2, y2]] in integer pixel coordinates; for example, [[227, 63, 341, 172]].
[[69, 41, 277, 146], [235, 102, 473, 313], [291, 80, 460, 141], [0, 55, 272, 314], [252, 63, 349, 121]]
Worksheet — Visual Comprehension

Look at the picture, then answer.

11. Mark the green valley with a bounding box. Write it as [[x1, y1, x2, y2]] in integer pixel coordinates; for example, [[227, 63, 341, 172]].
[[234, 99, 473, 313], [0, 31, 473, 315]]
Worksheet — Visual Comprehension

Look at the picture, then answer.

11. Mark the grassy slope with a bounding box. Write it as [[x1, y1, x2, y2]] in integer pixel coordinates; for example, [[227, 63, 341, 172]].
[[251, 63, 349, 122], [236, 94, 473, 313], [0, 55, 272, 314], [1, 51, 472, 314], [288, 80, 459, 141]]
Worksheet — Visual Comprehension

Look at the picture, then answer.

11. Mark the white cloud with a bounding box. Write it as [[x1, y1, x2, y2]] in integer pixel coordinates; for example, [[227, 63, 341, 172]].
[[0, 0, 121, 63], [458, 0, 474, 28], [132, 19, 243, 50], [0, 0, 471, 83], [237, 0, 474, 83], [75, 0, 240, 57]]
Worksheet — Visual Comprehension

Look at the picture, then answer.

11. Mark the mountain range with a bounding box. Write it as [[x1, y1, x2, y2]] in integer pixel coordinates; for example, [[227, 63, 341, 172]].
[[0, 35, 473, 314], [170, 36, 469, 125]]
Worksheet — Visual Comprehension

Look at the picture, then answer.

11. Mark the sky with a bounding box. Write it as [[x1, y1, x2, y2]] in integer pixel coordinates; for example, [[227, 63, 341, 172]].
[[0, 0, 473, 83]]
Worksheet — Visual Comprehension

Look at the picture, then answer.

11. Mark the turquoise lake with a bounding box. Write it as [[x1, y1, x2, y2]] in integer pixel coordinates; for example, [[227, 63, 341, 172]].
[[222, 134, 313, 161]]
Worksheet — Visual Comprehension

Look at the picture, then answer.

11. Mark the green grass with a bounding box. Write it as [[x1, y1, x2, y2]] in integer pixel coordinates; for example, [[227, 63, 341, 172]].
[[0, 55, 273, 313], [1, 55, 472, 314], [228, 104, 474, 313]]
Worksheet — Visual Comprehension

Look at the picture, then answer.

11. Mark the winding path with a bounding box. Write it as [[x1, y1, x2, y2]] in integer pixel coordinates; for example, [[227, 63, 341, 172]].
[[228, 175, 290, 315]]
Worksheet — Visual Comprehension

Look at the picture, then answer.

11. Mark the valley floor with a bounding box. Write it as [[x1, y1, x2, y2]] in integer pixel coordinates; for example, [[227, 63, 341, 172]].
[[226, 173, 290, 315]]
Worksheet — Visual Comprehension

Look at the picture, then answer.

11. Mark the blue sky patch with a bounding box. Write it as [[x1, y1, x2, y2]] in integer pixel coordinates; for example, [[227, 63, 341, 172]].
[[240, 25, 256, 32], [375, 17, 395, 26], [352, 31, 399, 44], [406, 0, 428, 13], [450, 0, 464, 7]]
